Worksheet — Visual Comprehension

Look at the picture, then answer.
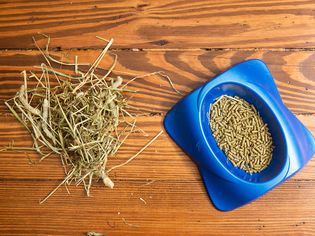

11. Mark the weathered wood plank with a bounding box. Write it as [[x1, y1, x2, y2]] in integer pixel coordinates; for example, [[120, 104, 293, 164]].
[[1, 0, 315, 235], [0, 179, 314, 235], [0, 50, 314, 114], [1, 0, 315, 49], [0, 114, 314, 182]]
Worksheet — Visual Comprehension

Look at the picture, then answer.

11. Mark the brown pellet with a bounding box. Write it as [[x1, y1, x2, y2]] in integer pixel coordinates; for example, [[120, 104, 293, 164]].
[[209, 95, 274, 174]]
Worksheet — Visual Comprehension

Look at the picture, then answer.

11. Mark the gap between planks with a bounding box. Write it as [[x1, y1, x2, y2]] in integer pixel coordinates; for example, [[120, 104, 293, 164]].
[[2, 48, 315, 52]]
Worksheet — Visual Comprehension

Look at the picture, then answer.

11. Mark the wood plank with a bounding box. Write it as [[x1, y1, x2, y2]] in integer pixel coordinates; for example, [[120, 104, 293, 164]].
[[1, 0, 315, 49], [0, 115, 314, 182], [0, 180, 315, 235], [0, 50, 314, 114], [2, 0, 315, 235]]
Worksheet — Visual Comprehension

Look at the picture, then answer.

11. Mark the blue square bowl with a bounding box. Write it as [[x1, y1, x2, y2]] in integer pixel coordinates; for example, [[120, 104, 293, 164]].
[[164, 59, 315, 211]]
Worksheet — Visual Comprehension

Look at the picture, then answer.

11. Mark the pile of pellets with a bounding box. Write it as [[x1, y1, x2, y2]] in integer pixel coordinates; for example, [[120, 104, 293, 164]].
[[209, 95, 274, 173]]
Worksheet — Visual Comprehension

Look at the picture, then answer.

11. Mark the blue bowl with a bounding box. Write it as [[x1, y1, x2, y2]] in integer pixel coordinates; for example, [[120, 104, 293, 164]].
[[164, 59, 315, 211]]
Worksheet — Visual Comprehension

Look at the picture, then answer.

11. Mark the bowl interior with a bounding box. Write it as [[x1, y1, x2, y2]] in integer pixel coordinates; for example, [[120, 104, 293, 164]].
[[200, 82, 287, 183]]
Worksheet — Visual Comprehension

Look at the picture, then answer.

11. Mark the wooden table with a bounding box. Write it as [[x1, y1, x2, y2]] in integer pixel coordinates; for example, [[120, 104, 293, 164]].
[[1, 0, 315, 235]]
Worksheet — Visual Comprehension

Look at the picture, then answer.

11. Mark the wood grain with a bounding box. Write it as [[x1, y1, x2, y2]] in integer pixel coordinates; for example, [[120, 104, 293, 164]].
[[0, 59, 314, 235], [0, 180, 315, 236], [1, 0, 315, 235], [0, 114, 314, 235], [0, 49, 314, 114], [0, 115, 314, 181], [1, 0, 315, 49]]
